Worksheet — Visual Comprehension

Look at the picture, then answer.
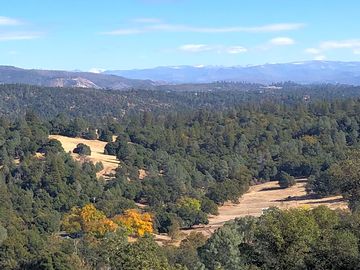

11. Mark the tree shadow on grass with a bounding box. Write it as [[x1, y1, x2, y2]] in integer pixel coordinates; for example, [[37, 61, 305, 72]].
[[259, 186, 283, 192], [273, 193, 320, 202], [305, 197, 345, 204]]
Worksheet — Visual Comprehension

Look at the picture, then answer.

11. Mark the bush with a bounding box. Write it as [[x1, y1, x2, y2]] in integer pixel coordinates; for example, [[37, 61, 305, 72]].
[[40, 139, 64, 155], [104, 142, 118, 155], [278, 171, 296, 188], [73, 143, 91, 156], [82, 127, 97, 140], [99, 129, 113, 142], [95, 162, 104, 172], [201, 197, 219, 215]]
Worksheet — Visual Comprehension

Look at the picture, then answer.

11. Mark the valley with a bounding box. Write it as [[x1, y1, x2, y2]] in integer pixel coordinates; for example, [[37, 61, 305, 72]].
[[50, 134, 348, 243], [2, 1, 360, 269]]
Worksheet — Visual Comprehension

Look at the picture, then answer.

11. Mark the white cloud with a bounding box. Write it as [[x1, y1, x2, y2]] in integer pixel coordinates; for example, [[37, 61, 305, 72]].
[[0, 16, 41, 42], [149, 23, 304, 33], [0, 32, 40, 41], [89, 68, 105, 73], [0, 16, 21, 26], [314, 55, 326, 61], [306, 39, 360, 57], [226, 46, 247, 54], [305, 48, 326, 60], [305, 48, 321, 54], [179, 44, 211, 52], [103, 22, 305, 35], [244, 23, 304, 33], [178, 44, 247, 54], [269, 37, 295, 46], [256, 37, 295, 51], [319, 39, 360, 50]]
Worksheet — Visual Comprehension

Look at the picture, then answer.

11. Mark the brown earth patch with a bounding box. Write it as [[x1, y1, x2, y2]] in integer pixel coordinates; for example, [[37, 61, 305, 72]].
[[138, 169, 148, 180]]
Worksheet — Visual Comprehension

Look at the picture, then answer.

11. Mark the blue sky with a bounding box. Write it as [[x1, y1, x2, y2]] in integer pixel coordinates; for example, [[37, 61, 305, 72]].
[[1, 0, 360, 71]]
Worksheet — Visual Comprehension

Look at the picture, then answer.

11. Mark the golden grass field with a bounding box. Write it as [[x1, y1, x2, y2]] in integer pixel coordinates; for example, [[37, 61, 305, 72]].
[[193, 179, 347, 235], [49, 135, 120, 179], [156, 179, 348, 245]]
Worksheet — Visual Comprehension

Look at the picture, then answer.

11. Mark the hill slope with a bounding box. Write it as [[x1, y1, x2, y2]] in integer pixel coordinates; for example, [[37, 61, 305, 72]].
[[0, 66, 155, 90], [49, 135, 119, 179]]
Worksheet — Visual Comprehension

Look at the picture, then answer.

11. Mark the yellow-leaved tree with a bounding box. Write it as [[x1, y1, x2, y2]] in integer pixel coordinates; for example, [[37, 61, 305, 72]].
[[113, 209, 153, 236], [62, 204, 118, 237]]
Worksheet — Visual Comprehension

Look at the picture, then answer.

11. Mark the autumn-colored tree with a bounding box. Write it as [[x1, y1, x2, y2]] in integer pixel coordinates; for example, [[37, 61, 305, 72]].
[[177, 197, 201, 211], [175, 197, 208, 228], [61, 207, 82, 235], [61, 204, 118, 237], [113, 209, 153, 236], [302, 135, 318, 145]]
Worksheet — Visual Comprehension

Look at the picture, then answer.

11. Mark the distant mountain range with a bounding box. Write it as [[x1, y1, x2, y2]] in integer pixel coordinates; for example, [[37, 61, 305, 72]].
[[1, 61, 360, 90], [0, 66, 156, 90], [104, 61, 360, 85]]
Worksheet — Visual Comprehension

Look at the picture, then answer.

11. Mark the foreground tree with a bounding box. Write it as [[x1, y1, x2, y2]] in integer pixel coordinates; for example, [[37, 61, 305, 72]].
[[110, 236, 172, 270], [199, 216, 257, 270], [199, 207, 360, 270], [309, 150, 360, 212]]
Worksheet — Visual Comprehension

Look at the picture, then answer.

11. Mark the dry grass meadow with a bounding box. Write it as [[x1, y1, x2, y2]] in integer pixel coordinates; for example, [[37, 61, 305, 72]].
[[49, 135, 120, 179], [156, 179, 348, 244], [197, 179, 346, 235]]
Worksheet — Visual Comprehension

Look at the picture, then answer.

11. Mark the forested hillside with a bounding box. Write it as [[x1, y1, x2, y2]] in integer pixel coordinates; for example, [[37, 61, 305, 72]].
[[1, 83, 360, 120], [2, 87, 360, 268]]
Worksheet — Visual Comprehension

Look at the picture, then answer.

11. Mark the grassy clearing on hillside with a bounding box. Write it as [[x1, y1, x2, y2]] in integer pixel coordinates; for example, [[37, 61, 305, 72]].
[[201, 179, 347, 234], [49, 135, 119, 179], [156, 179, 348, 245]]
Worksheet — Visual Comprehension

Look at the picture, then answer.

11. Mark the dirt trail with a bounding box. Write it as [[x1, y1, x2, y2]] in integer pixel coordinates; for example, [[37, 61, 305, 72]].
[[49, 135, 119, 179]]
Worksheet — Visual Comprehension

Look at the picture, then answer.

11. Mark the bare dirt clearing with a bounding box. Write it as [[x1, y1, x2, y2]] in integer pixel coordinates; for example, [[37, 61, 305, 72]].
[[49, 135, 119, 179], [156, 179, 348, 245]]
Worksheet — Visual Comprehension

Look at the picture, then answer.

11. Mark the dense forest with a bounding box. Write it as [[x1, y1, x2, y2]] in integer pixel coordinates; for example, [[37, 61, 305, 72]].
[[2, 83, 360, 269], [1, 83, 360, 119]]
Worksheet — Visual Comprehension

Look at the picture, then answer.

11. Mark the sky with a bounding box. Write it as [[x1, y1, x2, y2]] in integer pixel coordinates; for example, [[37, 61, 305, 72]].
[[0, 0, 360, 71]]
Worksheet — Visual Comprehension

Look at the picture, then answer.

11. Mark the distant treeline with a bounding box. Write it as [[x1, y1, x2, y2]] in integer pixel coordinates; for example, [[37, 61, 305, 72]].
[[0, 83, 360, 120]]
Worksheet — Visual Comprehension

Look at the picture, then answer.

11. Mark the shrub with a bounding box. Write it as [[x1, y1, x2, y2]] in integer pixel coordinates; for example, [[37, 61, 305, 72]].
[[278, 171, 296, 188], [73, 143, 91, 156]]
